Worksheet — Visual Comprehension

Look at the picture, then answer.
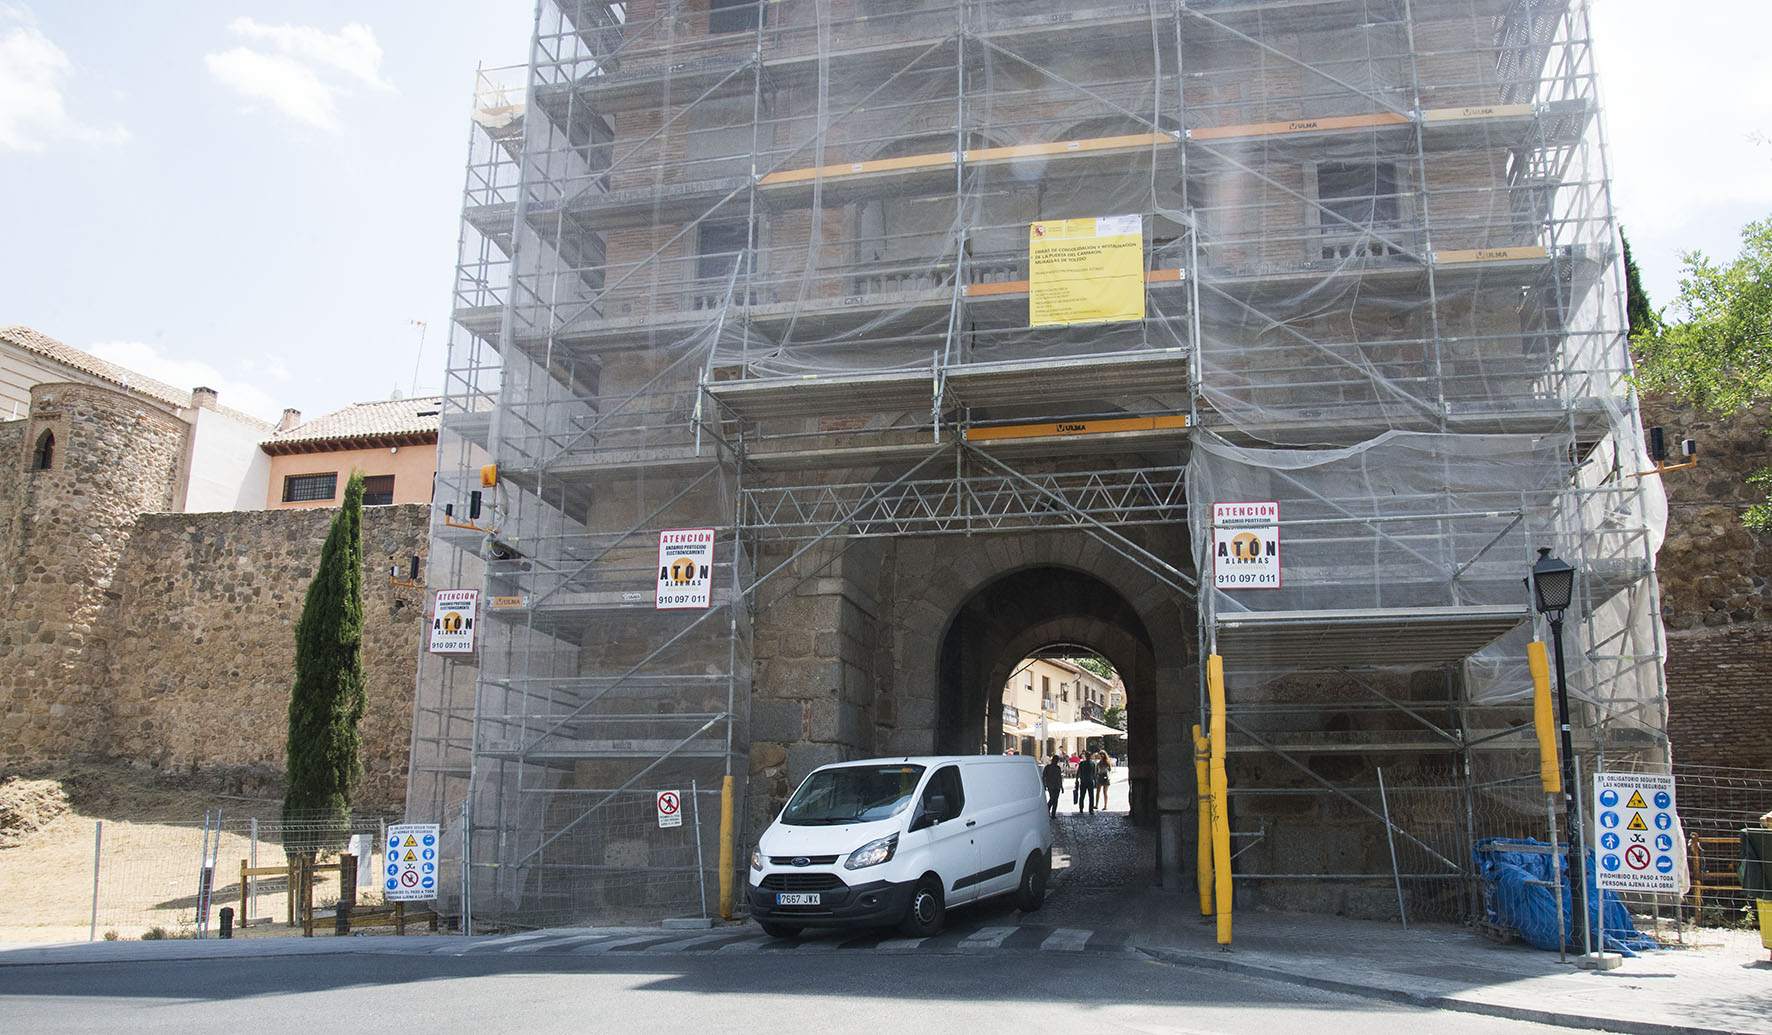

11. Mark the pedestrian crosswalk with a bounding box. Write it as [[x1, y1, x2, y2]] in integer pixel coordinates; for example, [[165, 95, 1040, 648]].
[[447, 921, 1133, 958]]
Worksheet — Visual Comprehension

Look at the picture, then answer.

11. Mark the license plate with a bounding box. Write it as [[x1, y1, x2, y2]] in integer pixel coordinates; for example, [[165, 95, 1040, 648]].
[[776, 893, 820, 906]]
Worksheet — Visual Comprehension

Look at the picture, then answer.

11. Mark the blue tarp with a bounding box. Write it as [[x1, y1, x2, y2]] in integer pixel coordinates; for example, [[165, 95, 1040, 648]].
[[1474, 837, 1661, 956]]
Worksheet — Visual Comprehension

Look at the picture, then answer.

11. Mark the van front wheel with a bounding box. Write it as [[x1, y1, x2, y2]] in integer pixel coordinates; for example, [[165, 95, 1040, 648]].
[[1016, 850, 1048, 911], [899, 876, 945, 937]]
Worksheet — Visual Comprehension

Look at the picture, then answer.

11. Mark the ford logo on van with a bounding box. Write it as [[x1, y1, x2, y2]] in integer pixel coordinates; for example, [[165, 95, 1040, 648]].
[[791, 856, 811, 867]]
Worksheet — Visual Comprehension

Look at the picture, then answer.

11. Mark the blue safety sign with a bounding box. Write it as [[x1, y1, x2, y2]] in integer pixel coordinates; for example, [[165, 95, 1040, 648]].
[[1593, 773, 1679, 894], [385, 822, 442, 902]]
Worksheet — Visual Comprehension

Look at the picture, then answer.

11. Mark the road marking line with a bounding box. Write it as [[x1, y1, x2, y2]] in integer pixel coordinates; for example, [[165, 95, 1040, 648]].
[[959, 926, 1017, 948], [1041, 928, 1093, 951]]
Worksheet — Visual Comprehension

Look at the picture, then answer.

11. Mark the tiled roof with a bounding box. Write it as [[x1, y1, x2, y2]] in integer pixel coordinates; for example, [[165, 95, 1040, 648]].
[[0, 325, 276, 431], [264, 396, 443, 454], [2, 325, 190, 410]]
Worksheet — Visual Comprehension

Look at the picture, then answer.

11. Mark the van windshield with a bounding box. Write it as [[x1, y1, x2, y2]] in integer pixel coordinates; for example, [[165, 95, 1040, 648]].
[[781, 765, 926, 825]]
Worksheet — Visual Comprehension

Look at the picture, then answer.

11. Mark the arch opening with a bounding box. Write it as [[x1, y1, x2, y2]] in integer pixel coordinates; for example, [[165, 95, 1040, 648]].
[[31, 429, 54, 471], [934, 565, 1164, 821]]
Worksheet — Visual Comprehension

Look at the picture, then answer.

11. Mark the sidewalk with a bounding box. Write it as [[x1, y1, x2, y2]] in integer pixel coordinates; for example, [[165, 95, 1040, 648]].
[[1047, 795, 1772, 1035], [1127, 894, 1770, 1035]]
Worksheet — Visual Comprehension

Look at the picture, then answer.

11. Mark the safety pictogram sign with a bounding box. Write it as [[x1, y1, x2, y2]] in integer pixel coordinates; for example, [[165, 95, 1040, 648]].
[[1593, 772, 1679, 893], [384, 823, 441, 901], [657, 790, 683, 829]]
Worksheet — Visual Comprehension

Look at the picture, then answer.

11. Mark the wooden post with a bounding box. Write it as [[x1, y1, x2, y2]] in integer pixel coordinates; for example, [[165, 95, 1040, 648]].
[[300, 855, 315, 938], [335, 854, 356, 936], [394, 901, 406, 936]]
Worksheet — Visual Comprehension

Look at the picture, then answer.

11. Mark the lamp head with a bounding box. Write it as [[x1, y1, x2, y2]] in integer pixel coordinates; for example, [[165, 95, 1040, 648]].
[[1531, 547, 1575, 614]]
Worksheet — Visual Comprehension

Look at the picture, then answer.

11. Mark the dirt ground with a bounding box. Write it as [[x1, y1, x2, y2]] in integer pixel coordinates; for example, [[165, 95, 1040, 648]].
[[0, 763, 376, 943]]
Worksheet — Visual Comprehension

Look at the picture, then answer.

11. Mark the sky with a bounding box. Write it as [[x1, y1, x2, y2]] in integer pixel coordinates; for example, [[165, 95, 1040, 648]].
[[1, 2, 1769, 425]]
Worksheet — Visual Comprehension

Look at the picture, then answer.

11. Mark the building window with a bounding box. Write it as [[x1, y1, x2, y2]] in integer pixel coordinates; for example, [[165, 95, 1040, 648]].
[[710, 0, 760, 34], [282, 473, 338, 503], [696, 219, 755, 308], [363, 475, 395, 507], [30, 430, 53, 471], [1317, 161, 1402, 259]]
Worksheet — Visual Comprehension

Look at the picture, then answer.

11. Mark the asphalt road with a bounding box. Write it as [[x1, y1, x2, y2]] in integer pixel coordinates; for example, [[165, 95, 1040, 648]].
[[0, 948, 1594, 1035]]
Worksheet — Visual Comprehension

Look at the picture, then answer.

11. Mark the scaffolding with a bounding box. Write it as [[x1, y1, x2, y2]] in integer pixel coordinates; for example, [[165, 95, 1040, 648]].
[[409, 0, 1666, 929]]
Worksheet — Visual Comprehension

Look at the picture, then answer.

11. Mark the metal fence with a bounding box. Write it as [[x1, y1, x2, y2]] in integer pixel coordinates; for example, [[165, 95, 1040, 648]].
[[27, 810, 402, 941], [1669, 762, 1772, 927]]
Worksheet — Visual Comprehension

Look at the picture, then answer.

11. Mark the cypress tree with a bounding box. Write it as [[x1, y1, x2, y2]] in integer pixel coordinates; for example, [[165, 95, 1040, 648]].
[[1621, 228, 1657, 340], [282, 471, 367, 852]]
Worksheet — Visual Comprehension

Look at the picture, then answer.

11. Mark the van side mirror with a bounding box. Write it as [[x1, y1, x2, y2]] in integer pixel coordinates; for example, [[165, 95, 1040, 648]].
[[911, 794, 948, 831]]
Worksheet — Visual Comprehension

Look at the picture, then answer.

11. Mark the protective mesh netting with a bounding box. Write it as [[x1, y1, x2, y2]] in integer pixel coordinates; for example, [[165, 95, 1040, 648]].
[[411, 0, 1668, 924]]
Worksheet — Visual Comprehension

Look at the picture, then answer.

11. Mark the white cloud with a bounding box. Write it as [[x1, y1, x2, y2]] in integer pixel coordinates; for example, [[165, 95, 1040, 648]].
[[226, 19, 392, 91], [0, 7, 128, 151], [86, 340, 285, 424], [206, 47, 341, 130], [205, 19, 392, 132]]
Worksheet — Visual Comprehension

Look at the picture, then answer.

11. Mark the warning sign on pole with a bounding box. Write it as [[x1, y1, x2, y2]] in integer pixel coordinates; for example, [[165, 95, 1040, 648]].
[[657, 790, 683, 829], [384, 823, 441, 902], [1593, 772, 1679, 894], [656, 529, 714, 610], [429, 590, 478, 653], [1213, 502, 1281, 589]]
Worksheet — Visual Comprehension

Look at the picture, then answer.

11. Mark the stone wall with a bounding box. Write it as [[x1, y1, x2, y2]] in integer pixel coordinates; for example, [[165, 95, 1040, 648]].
[[105, 506, 429, 808], [0, 381, 429, 810], [0, 384, 186, 761], [1641, 396, 1772, 771]]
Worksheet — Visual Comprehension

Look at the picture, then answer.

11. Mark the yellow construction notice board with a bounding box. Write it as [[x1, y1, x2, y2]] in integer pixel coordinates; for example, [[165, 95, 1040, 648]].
[[1029, 215, 1145, 326]]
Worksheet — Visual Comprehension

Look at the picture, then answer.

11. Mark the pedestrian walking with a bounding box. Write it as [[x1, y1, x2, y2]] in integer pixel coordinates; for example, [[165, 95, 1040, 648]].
[[1042, 756, 1063, 817], [1095, 751, 1111, 810], [1075, 753, 1097, 813]]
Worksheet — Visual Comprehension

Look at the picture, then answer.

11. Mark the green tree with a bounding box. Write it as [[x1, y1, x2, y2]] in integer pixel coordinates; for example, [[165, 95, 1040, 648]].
[[1620, 228, 1658, 340], [1070, 655, 1114, 680], [1102, 704, 1127, 754], [282, 471, 367, 851], [1632, 217, 1772, 528]]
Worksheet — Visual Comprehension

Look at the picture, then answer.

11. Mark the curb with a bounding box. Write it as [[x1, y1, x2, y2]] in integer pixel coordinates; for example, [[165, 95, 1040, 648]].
[[1138, 944, 1748, 1035]]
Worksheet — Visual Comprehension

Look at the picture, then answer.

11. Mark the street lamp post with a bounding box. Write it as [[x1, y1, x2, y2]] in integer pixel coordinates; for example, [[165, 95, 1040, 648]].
[[1531, 547, 1588, 956]]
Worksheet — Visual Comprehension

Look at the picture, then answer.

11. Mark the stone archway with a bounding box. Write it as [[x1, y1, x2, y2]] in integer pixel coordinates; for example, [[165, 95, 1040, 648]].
[[936, 568, 1161, 827], [884, 529, 1197, 889]]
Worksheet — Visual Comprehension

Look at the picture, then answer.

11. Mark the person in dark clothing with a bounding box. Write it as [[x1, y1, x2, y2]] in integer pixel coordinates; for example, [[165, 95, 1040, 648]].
[[1075, 754, 1097, 813], [1042, 757, 1064, 817]]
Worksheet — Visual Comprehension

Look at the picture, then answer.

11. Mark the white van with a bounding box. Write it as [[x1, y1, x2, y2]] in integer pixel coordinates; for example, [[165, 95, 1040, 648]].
[[747, 755, 1052, 938]]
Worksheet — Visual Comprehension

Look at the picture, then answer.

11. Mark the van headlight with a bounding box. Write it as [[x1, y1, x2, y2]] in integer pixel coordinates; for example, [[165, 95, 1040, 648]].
[[750, 847, 762, 870], [844, 833, 898, 870]]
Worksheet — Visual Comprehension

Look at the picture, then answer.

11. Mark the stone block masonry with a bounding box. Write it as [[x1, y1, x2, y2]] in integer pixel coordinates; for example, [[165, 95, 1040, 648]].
[[1642, 396, 1772, 772], [105, 506, 429, 808], [0, 382, 428, 809]]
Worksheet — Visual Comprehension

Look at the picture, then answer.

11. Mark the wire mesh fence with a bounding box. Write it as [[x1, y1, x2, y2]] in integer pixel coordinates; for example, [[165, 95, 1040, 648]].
[[6, 809, 405, 941], [1667, 762, 1772, 928], [465, 783, 725, 932]]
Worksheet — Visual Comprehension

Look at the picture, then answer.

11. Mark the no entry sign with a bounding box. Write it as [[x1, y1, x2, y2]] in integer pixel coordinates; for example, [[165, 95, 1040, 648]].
[[657, 790, 683, 829]]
